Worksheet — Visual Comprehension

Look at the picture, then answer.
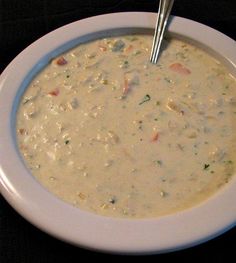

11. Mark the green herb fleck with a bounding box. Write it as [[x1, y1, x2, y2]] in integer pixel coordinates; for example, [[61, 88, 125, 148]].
[[101, 79, 108, 85], [139, 94, 151, 105], [109, 197, 117, 204], [125, 36, 138, 42], [66, 75, 70, 78], [22, 98, 30, 105], [204, 164, 210, 170], [155, 160, 163, 166], [130, 36, 138, 41], [176, 52, 187, 59], [160, 191, 168, 197], [120, 60, 129, 69], [156, 101, 161, 106], [133, 50, 141, 55], [164, 77, 172, 83], [137, 120, 143, 130], [65, 140, 70, 145]]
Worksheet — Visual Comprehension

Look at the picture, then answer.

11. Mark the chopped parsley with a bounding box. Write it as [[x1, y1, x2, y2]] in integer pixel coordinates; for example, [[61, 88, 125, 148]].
[[204, 164, 210, 170], [139, 94, 151, 105], [164, 77, 172, 83], [155, 160, 163, 166], [22, 98, 30, 105], [109, 197, 117, 204]]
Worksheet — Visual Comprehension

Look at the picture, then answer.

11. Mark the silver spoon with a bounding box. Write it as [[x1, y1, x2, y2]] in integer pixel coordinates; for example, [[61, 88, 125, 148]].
[[150, 0, 175, 64]]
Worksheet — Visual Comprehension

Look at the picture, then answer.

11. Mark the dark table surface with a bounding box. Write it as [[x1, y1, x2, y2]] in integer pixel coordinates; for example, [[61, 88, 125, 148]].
[[1, 0, 236, 261]]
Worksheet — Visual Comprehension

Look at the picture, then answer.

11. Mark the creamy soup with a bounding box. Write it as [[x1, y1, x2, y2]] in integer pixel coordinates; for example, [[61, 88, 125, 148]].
[[16, 34, 236, 218]]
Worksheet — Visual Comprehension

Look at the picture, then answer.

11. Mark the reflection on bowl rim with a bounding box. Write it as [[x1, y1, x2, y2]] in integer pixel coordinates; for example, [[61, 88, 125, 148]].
[[0, 12, 236, 254]]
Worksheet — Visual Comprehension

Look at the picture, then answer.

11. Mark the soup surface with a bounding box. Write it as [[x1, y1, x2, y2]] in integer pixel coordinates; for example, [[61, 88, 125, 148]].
[[17, 34, 236, 218]]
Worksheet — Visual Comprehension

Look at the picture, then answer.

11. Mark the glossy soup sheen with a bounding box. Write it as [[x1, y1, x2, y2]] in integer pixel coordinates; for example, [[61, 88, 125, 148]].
[[16, 34, 236, 218]]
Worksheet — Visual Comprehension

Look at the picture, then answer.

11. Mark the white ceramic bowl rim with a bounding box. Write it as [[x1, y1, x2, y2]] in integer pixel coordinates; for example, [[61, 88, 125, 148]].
[[0, 12, 236, 254]]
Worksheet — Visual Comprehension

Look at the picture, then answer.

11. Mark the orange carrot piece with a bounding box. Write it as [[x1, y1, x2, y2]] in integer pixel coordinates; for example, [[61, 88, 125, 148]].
[[56, 57, 68, 66], [125, 45, 133, 53], [48, 88, 59, 96], [169, 63, 191, 75], [123, 77, 129, 95], [151, 132, 159, 142]]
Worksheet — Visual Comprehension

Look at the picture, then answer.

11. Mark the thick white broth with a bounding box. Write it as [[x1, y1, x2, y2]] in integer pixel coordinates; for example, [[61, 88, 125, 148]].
[[16, 35, 236, 218]]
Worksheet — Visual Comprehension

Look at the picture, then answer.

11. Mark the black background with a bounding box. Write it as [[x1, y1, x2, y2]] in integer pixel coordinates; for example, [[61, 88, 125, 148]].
[[0, 0, 236, 262]]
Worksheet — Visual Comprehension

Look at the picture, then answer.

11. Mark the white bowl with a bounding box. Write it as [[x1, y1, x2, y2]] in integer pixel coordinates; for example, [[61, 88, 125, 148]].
[[0, 12, 236, 254]]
